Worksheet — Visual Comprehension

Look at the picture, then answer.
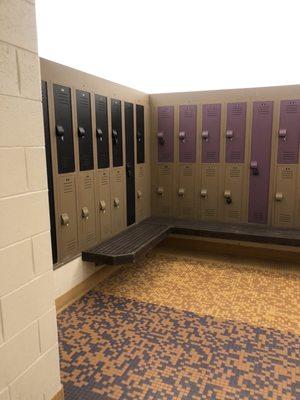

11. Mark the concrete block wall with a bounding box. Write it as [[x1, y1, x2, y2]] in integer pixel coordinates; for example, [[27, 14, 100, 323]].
[[0, 0, 62, 399]]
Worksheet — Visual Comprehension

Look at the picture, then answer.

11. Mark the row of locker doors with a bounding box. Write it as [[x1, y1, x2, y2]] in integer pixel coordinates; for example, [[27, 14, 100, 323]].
[[41, 81, 146, 264], [153, 163, 300, 228]]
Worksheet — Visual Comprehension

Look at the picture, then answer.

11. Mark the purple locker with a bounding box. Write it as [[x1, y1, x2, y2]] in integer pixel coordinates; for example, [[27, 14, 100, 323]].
[[157, 106, 174, 162], [277, 100, 300, 164], [201, 104, 221, 163], [248, 101, 273, 224], [225, 102, 247, 163], [179, 105, 197, 163]]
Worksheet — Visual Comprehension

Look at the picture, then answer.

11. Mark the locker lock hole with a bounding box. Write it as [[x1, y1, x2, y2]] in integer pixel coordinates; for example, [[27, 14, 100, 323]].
[[157, 132, 165, 145], [137, 131, 143, 143], [112, 130, 118, 145], [113, 198, 120, 208], [224, 190, 232, 204], [279, 128, 287, 140], [178, 188, 185, 197], [99, 200, 106, 212], [200, 189, 207, 198], [137, 190, 142, 199], [56, 125, 64, 140], [81, 207, 89, 219], [78, 126, 85, 138], [179, 131, 186, 143], [250, 161, 259, 176], [157, 186, 164, 195], [201, 130, 209, 141], [61, 213, 70, 226], [96, 128, 103, 141], [226, 130, 233, 140]]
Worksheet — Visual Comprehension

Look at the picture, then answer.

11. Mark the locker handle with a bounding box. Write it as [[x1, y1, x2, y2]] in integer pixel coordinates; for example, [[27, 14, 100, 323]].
[[279, 128, 287, 140], [112, 130, 118, 145], [81, 207, 89, 219], [56, 125, 64, 139], [224, 190, 232, 204], [200, 189, 207, 198], [201, 130, 209, 140], [157, 186, 164, 195], [137, 131, 143, 143], [137, 190, 142, 199], [61, 213, 70, 226], [78, 126, 85, 138], [250, 161, 259, 176], [96, 128, 103, 141], [157, 131, 165, 145], [226, 130, 233, 139], [99, 200, 106, 212], [113, 198, 120, 208], [275, 192, 284, 201], [178, 188, 185, 197], [126, 163, 133, 177], [179, 131, 186, 143]]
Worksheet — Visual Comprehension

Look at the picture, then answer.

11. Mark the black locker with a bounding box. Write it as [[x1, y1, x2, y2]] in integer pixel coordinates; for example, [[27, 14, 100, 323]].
[[95, 94, 109, 169], [125, 102, 135, 226], [41, 81, 57, 264], [53, 84, 75, 174], [111, 99, 123, 167], [136, 104, 145, 163], [76, 90, 94, 171]]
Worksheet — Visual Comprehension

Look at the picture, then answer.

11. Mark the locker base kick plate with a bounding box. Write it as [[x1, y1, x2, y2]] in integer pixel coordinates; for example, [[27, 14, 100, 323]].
[[83, 217, 300, 265]]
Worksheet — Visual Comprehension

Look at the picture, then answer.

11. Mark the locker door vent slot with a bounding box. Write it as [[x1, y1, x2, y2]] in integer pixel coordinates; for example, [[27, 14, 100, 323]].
[[258, 103, 271, 115], [206, 151, 217, 161], [83, 176, 92, 190], [205, 168, 217, 177], [161, 167, 171, 176], [228, 210, 240, 219], [286, 103, 298, 113], [281, 169, 294, 179], [230, 151, 242, 161], [183, 168, 193, 177], [87, 232, 95, 243], [205, 209, 216, 217], [229, 168, 241, 178], [279, 214, 291, 223], [282, 152, 297, 163], [101, 174, 109, 186], [63, 180, 73, 193], [253, 211, 264, 222], [66, 240, 76, 252]]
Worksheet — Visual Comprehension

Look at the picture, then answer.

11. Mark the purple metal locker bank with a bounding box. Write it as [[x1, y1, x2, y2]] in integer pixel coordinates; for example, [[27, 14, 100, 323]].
[[201, 104, 221, 163], [277, 100, 300, 164], [248, 101, 273, 224], [225, 102, 247, 163], [179, 105, 197, 163], [157, 106, 174, 162]]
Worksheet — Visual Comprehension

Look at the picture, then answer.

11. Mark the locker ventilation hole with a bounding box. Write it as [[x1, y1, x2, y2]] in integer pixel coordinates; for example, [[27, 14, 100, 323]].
[[138, 169, 144, 178], [230, 151, 241, 161], [258, 103, 270, 114], [183, 167, 193, 177], [205, 209, 216, 217], [66, 240, 76, 252], [162, 206, 170, 214], [182, 153, 193, 162], [286, 104, 298, 113], [230, 168, 241, 178], [115, 173, 122, 183], [79, 96, 89, 108], [183, 109, 193, 118], [253, 211, 264, 222], [205, 168, 216, 177], [228, 210, 240, 219], [282, 169, 294, 179], [282, 152, 296, 163], [57, 91, 69, 105], [83, 176, 92, 190], [101, 174, 109, 186], [161, 167, 171, 176], [87, 232, 95, 244], [63, 180, 73, 193], [206, 151, 217, 161], [279, 214, 291, 224], [207, 107, 218, 117], [160, 109, 171, 119], [232, 105, 243, 115], [95, 98, 106, 112]]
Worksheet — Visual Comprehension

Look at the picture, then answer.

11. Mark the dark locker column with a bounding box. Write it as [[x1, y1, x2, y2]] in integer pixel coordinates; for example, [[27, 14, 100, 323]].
[[248, 101, 273, 224], [201, 104, 221, 163], [41, 81, 57, 264], [278, 100, 300, 163], [136, 104, 145, 163], [157, 106, 174, 162], [225, 102, 247, 163], [125, 102, 136, 226], [95, 94, 109, 168], [76, 90, 94, 171], [111, 99, 123, 167], [179, 105, 197, 163]]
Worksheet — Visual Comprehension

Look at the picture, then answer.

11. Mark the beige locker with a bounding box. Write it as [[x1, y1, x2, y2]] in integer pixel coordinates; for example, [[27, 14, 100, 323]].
[[223, 165, 244, 223], [111, 167, 126, 234], [176, 164, 195, 219], [96, 169, 112, 241], [153, 163, 174, 217], [273, 165, 297, 228], [136, 164, 146, 223], [77, 171, 97, 250], [58, 174, 79, 260], [199, 164, 220, 221]]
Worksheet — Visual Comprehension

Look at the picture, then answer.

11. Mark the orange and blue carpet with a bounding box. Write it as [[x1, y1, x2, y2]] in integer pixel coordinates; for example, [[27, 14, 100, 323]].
[[57, 252, 300, 399]]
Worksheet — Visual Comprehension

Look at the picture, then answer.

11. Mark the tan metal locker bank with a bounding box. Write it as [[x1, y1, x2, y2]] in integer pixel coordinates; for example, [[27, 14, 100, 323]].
[[153, 163, 174, 217], [175, 164, 196, 219], [111, 167, 126, 234], [96, 169, 112, 240], [199, 164, 220, 221]]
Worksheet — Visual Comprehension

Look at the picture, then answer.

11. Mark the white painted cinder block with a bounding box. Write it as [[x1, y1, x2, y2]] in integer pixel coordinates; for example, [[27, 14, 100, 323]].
[[0, 240, 34, 297], [0, 148, 27, 198], [0, 43, 18, 96], [0, 0, 38, 53], [0, 322, 40, 392], [0, 191, 50, 248], [38, 308, 58, 354], [17, 49, 41, 100], [1, 272, 55, 340], [32, 231, 52, 276], [0, 95, 44, 147], [25, 147, 47, 191]]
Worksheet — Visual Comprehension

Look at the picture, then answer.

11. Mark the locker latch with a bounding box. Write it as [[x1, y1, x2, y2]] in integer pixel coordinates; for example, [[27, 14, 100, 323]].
[[178, 188, 185, 197], [56, 125, 64, 140], [137, 131, 143, 143], [81, 207, 89, 219], [157, 186, 164, 195], [126, 163, 133, 177], [96, 128, 103, 141], [200, 189, 207, 198], [201, 130, 209, 141], [137, 190, 142, 199], [78, 126, 85, 138], [279, 128, 287, 141], [250, 161, 259, 176], [226, 130, 233, 140], [61, 213, 70, 226], [113, 198, 120, 208], [99, 200, 106, 213], [112, 130, 118, 145], [275, 192, 284, 201], [157, 131, 165, 145], [224, 190, 232, 204], [179, 131, 186, 143]]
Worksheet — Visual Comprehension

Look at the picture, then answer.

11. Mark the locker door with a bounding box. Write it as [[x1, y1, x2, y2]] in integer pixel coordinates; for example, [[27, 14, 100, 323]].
[[96, 169, 112, 240], [157, 106, 174, 162], [41, 81, 57, 264], [199, 165, 220, 221], [278, 100, 300, 164], [76, 90, 94, 171], [78, 172, 97, 250], [202, 104, 221, 163], [248, 101, 273, 224], [153, 164, 174, 217], [179, 105, 197, 163], [136, 164, 146, 222], [125, 102, 135, 226], [177, 164, 195, 219], [53, 84, 75, 174], [136, 104, 145, 164], [111, 167, 125, 234], [223, 165, 244, 223], [273, 166, 297, 227], [95, 94, 109, 169], [111, 99, 123, 167], [58, 175, 79, 260], [225, 102, 247, 163]]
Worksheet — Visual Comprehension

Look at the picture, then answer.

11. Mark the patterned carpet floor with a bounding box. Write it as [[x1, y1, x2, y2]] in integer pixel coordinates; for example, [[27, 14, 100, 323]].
[[57, 253, 300, 399]]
